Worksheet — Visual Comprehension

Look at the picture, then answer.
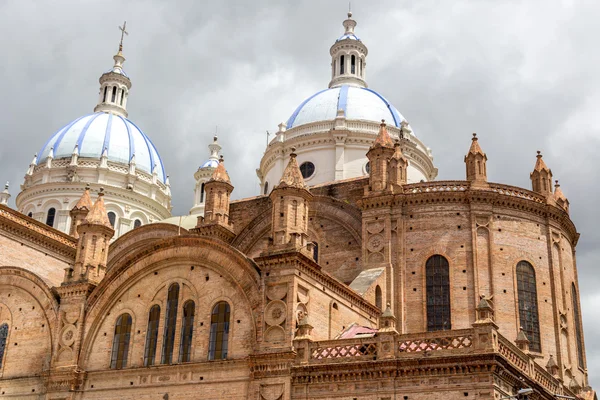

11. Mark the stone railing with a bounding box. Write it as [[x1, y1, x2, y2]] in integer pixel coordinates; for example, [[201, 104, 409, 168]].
[[397, 328, 473, 356], [497, 334, 531, 373], [406, 180, 470, 194], [309, 337, 379, 363], [488, 183, 546, 204]]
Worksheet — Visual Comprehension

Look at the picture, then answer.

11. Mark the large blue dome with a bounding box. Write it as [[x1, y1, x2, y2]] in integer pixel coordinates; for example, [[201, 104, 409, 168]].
[[38, 112, 166, 183], [286, 85, 405, 129]]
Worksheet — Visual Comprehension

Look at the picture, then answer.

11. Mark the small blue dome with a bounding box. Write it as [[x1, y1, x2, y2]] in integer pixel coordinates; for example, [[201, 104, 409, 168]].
[[337, 33, 360, 41], [106, 66, 128, 77], [38, 112, 166, 183], [286, 85, 405, 129], [200, 159, 219, 169]]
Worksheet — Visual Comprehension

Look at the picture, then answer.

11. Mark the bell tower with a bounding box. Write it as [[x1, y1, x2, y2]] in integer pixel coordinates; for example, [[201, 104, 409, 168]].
[[328, 11, 368, 88]]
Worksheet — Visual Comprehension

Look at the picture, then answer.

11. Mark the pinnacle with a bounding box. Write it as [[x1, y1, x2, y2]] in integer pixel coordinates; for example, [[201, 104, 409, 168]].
[[371, 120, 394, 149], [468, 133, 485, 156], [73, 185, 93, 211], [83, 189, 112, 229], [533, 151, 550, 172], [209, 156, 232, 184], [278, 148, 308, 189]]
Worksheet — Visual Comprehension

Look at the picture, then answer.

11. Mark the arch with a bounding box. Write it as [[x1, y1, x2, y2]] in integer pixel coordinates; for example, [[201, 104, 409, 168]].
[[351, 54, 356, 74], [133, 219, 142, 229], [107, 211, 117, 228], [208, 301, 230, 360], [110, 313, 132, 369], [375, 285, 382, 309], [161, 283, 179, 364], [45, 207, 56, 227], [516, 261, 541, 352], [111, 86, 117, 103], [143, 304, 160, 366], [103, 86, 108, 102], [572, 283, 584, 368], [179, 300, 195, 362], [426, 255, 451, 331], [340, 55, 345, 74], [120, 89, 125, 106]]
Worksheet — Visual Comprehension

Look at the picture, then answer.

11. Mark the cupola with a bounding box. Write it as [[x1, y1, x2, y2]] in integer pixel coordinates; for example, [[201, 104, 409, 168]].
[[329, 11, 368, 89]]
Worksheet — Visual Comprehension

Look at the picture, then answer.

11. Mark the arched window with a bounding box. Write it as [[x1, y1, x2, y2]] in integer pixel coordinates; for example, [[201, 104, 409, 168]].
[[340, 55, 345, 74], [200, 182, 205, 203], [312, 242, 319, 263], [375, 285, 382, 309], [161, 283, 179, 364], [263, 182, 269, 195], [110, 313, 132, 369], [360, 58, 363, 76], [107, 212, 116, 228], [103, 86, 108, 102], [516, 261, 541, 352], [572, 283, 584, 368], [120, 89, 125, 106], [333, 59, 336, 77], [0, 323, 8, 368], [134, 219, 142, 229], [143, 305, 160, 366], [208, 301, 230, 360], [111, 86, 117, 103], [45, 208, 56, 227], [27, 212, 32, 218], [351, 55, 356, 74], [179, 301, 195, 363], [426, 255, 451, 331]]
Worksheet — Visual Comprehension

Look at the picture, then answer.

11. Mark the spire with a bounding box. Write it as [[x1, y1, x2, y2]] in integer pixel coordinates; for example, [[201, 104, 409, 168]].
[[93, 22, 132, 118], [371, 120, 394, 149], [366, 120, 396, 192], [83, 189, 112, 229], [553, 180, 570, 213], [0, 182, 10, 206], [26, 154, 37, 176], [530, 151, 553, 197], [73, 184, 93, 211], [209, 155, 231, 184], [208, 135, 221, 162], [515, 326, 530, 352], [328, 9, 368, 88], [464, 133, 488, 185], [388, 140, 408, 187], [277, 148, 308, 189], [69, 184, 93, 237]]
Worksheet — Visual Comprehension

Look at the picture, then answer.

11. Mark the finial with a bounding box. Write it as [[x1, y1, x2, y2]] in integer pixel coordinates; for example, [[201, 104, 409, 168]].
[[472, 132, 477, 139], [348, 2, 352, 18], [118, 21, 128, 52], [213, 135, 218, 142], [381, 119, 386, 126], [219, 154, 224, 163], [537, 150, 542, 157], [99, 187, 105, 196], [85, 182, 90, 189], [290, 147, 297, 158], [4, 181, 8, 190]]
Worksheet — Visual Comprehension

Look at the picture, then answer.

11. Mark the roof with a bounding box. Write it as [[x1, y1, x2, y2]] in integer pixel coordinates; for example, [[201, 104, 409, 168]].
[[286, 85, 406, 129], [200, 159, 219, 169], [468, 134, 485, 156], [83, 194, 112, 228], [209, 160, 231, 184], [533, 151, 550, 172], [37, 112, 166, 183], [73, 188, 93, 210], [277, 153, 308, 189], [337, 33, 360, 41]]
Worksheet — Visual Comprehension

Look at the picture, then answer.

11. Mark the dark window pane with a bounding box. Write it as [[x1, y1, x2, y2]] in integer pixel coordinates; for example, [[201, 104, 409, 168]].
[[110, 314, 132, 369], [572, 283, 585, 369], [0, 323, 8, 368], [143, 305, 160, 366], [208, 301, 230, 360], [107, 212, 116, 228], [179, 301, 195, 363], [299, 162, 315, 179], [516, 261, 541, 352], [46, 208, 56, 227], [161, 284, 179, 364], [426, 255, 451, 331]]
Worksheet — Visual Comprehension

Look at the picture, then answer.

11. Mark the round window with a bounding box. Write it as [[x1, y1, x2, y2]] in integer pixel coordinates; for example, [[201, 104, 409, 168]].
[[365, 161, 371, 174], [299, 162, 315, 179]]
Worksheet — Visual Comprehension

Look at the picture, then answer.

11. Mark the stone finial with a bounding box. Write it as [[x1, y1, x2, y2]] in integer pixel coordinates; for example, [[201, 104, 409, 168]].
[[209, 156, 232, 184], [553, 180, 570, 213], [371, 120, 394, 149], [73, 184, 93, 211], [277, 147, 308, 189], [0, 182, 10, 206], [83, 189, 113, 229], [546, 354, 559, 376], [515, 326, 530, 352], [294, 312, 314, 339], [468, 133, 485, 156], [533, 150, 550, 172], [379, 303, 398, 333]]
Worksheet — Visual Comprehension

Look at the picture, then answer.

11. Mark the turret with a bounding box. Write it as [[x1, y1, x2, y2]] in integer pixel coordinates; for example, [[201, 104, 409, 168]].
[[388, 140, 408, 188], [464, 133, 488, 186], [0, 182, 10, 206], [530, 151, 553, 197], [190, 135, 221, 215], [554, 180, 570, 214], [66, 189, 115, 285], [69, 184, 93, 238], [329, 11, 368, 88], [269, 148, 314, 255], [366, 120, 395, 192], [194, 156, 235, 242]]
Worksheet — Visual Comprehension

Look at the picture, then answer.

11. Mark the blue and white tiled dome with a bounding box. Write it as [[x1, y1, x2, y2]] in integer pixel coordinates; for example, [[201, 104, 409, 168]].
[[200, 159, 219, 168], [38, 112, 166, 183], [286, 85, 406, 129]]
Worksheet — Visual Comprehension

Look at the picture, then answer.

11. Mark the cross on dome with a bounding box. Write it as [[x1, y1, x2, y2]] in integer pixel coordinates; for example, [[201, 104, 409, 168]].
[[118, 21, 128, 53]]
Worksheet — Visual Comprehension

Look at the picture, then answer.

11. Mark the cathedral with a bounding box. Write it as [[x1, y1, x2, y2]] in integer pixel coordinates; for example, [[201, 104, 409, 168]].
[[0, 13, 595, 400]]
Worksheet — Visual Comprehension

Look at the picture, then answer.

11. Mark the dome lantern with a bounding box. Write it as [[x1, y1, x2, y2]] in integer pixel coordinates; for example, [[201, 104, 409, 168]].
[[93, 21, 131, 118], [328, 11, 368, 89]]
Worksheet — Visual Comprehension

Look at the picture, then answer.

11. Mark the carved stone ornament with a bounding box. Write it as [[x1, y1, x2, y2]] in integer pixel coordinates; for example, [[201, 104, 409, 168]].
[[260, 383, 285, 400], [266, 284, 288, 301], [366, 234, 384, 253], [264, 300, 287, 326], [367, 221, 384, 234]]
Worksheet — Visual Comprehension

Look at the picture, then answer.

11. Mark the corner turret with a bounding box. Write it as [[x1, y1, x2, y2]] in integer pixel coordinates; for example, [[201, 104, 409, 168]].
[[530, 151, 553, 197], [464, 133, 488, 187]]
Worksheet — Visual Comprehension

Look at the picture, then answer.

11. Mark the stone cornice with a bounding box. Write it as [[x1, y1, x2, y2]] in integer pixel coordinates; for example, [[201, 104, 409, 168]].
[[0, 204, 76, 260], [255, 251, 380, 318]]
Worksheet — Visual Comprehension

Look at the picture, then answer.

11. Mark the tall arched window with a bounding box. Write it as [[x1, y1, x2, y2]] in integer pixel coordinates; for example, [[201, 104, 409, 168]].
[[516, 261, 541, 352], [0, 323, 8, 368], [143, 305, 160, 366], [103, 86, 108, 102], [312, 242, 319, 263], [351, 55, 356, 74], [27, 212, 33, 218], [45, 208, 56, 227], [111, 86, 117, 103], [200, 182, 205, 203], [572, 283, 584, 368], [161, 283, 179, 364], [107, 212, 116, 228], [426, 255, 451, 331], [375, 285, 382, 309], [120, 89, 125, 106], [208, 301, 230, 360], [179, 301, 195, 363], [263, 182, 269, 195], [134, 219, 142, 229], [110, 313, 132, 369], [340, 55, 345, 74]]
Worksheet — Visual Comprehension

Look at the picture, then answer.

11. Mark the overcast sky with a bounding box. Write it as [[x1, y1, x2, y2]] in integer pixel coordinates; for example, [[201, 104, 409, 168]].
[[0, 0, 598, 387]]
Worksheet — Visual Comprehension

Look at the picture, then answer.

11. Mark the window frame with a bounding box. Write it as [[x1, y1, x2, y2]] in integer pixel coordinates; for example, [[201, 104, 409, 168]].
[[143, 305, 160, 367], [425, 255, 452, 331], [208, 301, 231, 361], [110, 313, 133, 370], [179, 300, 195, 363], [161, 283, 180, 364], [515, 260, 542, 352]]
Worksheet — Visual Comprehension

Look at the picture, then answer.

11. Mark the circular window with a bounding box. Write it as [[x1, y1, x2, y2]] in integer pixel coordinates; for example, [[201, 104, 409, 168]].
[[299, 162, 315, 179], [365, 161, 371, 174]]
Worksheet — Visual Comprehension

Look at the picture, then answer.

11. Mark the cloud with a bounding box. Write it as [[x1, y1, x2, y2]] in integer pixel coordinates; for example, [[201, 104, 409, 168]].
[[0, 0, 598, 387]]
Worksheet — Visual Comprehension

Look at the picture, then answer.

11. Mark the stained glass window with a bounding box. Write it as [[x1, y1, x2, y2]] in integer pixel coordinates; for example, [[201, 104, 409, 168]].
[[516, 261, 541, 352], [179, 301, 195, 363], [161, 283, 179, 364], [110, 314, 132, 369], [426, 255, 451, 331], [143, 305, 160, 366], [0, 323, 8, 368], [208, 302, 230, 360]]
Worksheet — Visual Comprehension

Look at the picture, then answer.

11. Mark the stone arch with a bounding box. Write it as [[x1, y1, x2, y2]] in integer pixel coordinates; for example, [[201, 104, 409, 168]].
[[80, 236, 261, 367]]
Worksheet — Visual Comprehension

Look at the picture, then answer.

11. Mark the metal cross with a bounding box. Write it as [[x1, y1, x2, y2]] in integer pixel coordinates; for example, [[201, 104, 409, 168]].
[[118, 21, 128, 49]]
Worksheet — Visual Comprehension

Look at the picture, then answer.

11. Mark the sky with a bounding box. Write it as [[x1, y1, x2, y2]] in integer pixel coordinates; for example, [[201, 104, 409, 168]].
[[0, 0, 598, 387]]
